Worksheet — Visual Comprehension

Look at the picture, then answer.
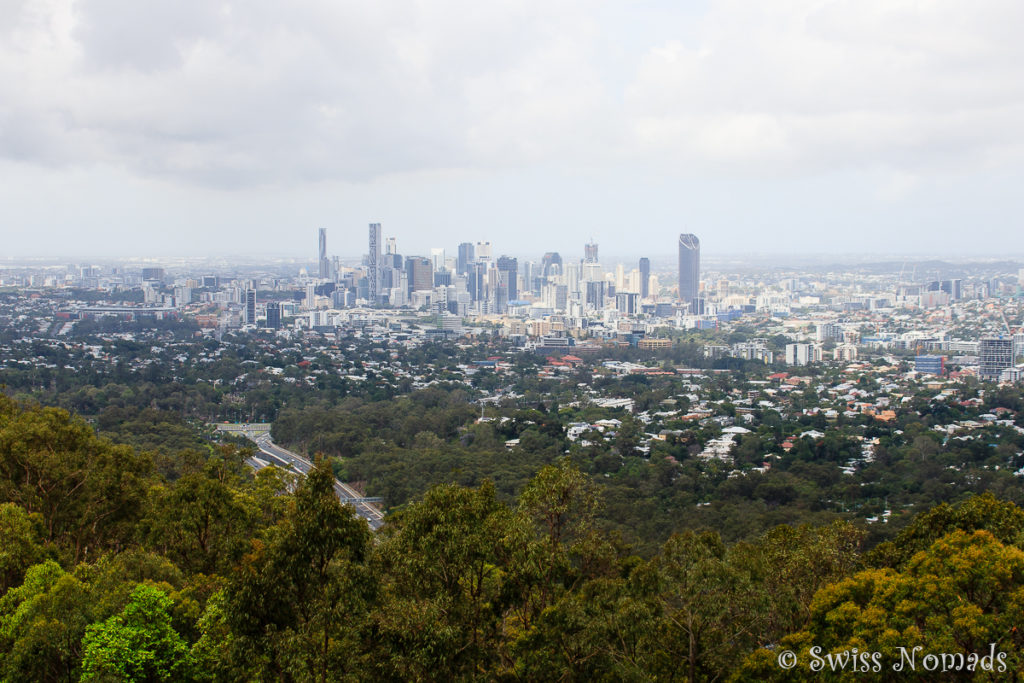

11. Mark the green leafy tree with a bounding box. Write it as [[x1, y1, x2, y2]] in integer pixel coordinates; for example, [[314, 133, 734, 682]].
[[501, 460, 619, 678], [369, 480, 511, 680], [0, 503, 46, 595], [740, 529, 1024, 680], [224, 459, 372, 681], [645, 531, 764, 682], [0, 560, 92, 682], [80, 584, 192, 682], [0, 398, 152, 562], [140, 456, 254, 576], [869, 492, 1024, 569], [731, 521, 865, 642]]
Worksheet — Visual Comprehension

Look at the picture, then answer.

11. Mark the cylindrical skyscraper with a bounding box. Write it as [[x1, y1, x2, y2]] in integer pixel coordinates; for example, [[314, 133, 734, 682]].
[[678, 233, 700, 312]]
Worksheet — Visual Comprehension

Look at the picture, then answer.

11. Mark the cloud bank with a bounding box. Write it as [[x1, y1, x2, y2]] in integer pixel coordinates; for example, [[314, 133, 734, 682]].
[[3, 0, 1022, 189]]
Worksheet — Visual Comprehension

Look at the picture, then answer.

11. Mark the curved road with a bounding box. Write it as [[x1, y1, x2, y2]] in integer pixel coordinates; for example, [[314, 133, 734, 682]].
[[218, 423, 384, 530]]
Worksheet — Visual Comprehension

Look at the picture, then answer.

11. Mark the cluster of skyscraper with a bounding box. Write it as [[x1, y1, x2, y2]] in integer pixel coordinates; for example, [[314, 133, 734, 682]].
[[310, 227, 693, 317]]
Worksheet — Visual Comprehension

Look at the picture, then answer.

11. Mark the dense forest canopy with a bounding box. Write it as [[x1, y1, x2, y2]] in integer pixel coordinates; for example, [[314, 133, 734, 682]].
[[1, 395, 1023, 680]]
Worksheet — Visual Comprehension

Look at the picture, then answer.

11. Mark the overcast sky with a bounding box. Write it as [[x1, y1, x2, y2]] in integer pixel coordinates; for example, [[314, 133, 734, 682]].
[[2, 0, 1023, 261]]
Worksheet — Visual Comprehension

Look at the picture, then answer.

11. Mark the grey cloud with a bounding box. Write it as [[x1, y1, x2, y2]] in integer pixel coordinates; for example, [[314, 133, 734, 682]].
[[1, 0, 1023, 190]]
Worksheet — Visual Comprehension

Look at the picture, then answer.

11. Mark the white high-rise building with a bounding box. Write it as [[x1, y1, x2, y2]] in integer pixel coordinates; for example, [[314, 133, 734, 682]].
[[430, 248, 446, 273], [173, 287, 192, 307], [581, 262, 602, 282], [565, 261, 580, 295], [476, 241, 493, 261], [785, 343, 822, 366], [368, 223, 382, 303], [834, 344, 858, 362], [318, 228, 330, 279]]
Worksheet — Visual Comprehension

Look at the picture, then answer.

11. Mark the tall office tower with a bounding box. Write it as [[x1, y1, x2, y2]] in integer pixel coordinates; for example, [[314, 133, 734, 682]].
[[639, 257, 650, 298], [406, 257, 433, 294], [678, 233, 700, 312], [433, 270, 452, 287], [476, 241, 493, 261], [581, 261, 602, 282], [385, 237, 397, 255], [496, 256, 518, 300], [244, 290, 256, 325], [941, 279, 962, 301], [522, 261, 536, 294], [368, 223, 382, 303], [615, 264, 625, 291], [467, 262, 487, 301], [457, 242, 475, 274], [430, 248, 446, 273], [616, 292, 638, 315], [265, 302, 281, 329], [565, 261, 580, 295], [554, 284, 568, 311], [318, 228, 329, 279], [585, 281, 606, 309], [541, 252, 563, 278], [979, 337, 1014, 380], [584, 241, 598, 263]]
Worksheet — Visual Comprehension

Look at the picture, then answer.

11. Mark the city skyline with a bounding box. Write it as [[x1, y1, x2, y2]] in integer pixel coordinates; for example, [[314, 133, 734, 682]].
[[2, 2, 1024, 258]]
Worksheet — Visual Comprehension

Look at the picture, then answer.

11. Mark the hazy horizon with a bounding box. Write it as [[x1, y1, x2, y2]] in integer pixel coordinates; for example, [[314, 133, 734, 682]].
[[3, 249, 1023, 272]]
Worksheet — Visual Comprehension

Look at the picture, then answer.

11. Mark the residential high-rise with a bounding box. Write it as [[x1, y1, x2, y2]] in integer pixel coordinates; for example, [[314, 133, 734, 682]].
[[785, 343, 821, 366], [368, 223, 382, 303], [678, 233, 700, 312], [979, 337, 1014, 381], [457, 242, 475, 274], [584, 241, 598, 263], [318, 228, 329, 279], [639, 257, 650, 298]]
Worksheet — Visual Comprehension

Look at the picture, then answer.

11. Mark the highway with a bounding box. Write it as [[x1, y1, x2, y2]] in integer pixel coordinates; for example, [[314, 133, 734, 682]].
[[218, 423, 384, 530]]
